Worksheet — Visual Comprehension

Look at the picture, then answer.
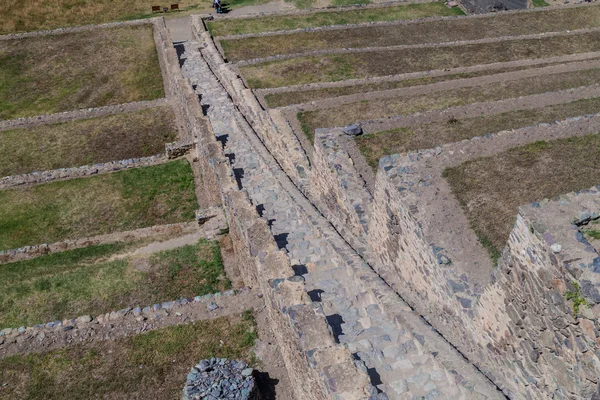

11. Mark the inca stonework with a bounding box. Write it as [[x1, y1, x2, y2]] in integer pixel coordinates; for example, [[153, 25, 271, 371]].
[[2, 1, 600, 399]]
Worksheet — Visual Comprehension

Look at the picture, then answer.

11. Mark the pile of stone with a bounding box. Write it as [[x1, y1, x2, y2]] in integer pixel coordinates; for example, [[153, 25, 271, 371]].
[[182, 358, 258, 400]]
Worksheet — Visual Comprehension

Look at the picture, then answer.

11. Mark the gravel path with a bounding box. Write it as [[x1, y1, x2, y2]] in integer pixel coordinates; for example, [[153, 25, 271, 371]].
[[179, 40, 502, 400]]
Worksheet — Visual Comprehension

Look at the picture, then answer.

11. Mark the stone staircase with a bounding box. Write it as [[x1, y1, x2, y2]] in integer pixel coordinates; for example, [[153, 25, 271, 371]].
[[178, 40, 502, 400]]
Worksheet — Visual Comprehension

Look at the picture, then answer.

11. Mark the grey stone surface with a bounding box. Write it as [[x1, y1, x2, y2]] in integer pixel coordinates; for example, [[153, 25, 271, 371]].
[[182, 358, 257, 400]]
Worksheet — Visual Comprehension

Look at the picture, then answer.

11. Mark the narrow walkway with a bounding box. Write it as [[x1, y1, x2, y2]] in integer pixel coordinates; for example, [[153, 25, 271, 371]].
[[179, 41, 500, 399]]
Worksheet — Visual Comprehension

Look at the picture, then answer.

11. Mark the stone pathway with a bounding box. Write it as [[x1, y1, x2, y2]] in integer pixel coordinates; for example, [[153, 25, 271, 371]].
[[179, 41, 501, 399]]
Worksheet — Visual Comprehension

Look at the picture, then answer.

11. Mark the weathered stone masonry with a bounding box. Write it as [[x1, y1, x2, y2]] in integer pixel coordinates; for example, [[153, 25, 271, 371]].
[[367, 159, 600, 399]]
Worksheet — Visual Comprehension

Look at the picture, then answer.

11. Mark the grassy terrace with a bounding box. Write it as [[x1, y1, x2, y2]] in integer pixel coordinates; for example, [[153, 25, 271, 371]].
[[207, 2, 463, 36], [0, 160, 197, 250], [298, 67, 600, 141], [443, 134, 600, 263], [240, 30, 600, 89], [0, 26, 163, 120], [0, 107, 177, 177], [221, 5, 600, 61], [264, 63, 568, 107], [1, 0, 214, 34], [357, 97, 600, 169], [0, 239, 230, 328], [0, 313, 257, 399], [357, 97, 600, 170]]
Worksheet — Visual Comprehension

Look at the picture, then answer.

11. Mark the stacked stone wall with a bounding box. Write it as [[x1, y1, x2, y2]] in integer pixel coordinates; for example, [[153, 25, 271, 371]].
[[154, 20, 222, 208], [191, 17, 311, 192], [310, 128, 371, 252], [368, 163, 600, 398]]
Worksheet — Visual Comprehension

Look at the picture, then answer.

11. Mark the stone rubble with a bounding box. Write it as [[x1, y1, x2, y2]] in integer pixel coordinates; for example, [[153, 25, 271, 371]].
[[182, 358, 258, 400]]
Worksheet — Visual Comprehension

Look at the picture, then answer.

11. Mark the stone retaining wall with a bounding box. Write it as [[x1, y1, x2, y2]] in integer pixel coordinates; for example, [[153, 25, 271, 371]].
[[0, 288, 253, 359], [180, 38, 371, 398], [192, 17, 312, 192], [366, 127, 600, 398], [154, 21, 223, 209], [0, 99, 168, 132], [310, 128, 371, 252], [0, 222, 199, 264], [0, 154, 165, 189]]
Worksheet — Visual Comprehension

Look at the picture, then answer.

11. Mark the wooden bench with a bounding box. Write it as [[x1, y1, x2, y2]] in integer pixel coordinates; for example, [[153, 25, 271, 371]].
[[152, 5, 161, 12], [171, 3, 180, 11]]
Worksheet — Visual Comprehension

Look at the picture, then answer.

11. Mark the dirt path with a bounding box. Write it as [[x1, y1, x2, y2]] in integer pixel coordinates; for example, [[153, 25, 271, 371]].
[[165, 16, 192, 42], [227, 0, 295, 17]]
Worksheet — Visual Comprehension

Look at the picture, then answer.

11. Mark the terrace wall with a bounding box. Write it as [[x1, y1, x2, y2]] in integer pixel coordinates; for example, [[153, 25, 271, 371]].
[[367, 158, 600, 398], [191, 16, 311, 192], [310, 128, 372, 252]]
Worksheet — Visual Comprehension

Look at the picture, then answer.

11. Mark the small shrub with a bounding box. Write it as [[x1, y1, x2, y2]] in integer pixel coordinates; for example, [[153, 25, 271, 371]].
[[565, 282, 588, 316]]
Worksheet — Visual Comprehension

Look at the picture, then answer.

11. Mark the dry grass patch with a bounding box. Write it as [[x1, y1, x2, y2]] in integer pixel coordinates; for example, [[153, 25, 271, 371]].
[[0, 160, 197, 251], [0, 107, 177, 177], [241, 30, 600, 88], [0, 25, 164, 120], [207, 2, 463, 36], [0, 313, 257, 400], [221, 5, 600, 61], [1, 0, 213, 34], [0, 239, 230, 328], [264, 63, 566, 107], [443, 134, 600, 263], [357, 97, 600, 169], [298, 67, 600, 141]]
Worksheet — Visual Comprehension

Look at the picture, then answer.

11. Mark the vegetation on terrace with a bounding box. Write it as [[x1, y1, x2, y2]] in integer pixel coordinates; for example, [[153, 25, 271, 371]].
[[240, 31, 600, 88], [0, 239, 230, 328], [264, 64, 563, 107], [206, 2, 463, 36], [221, 5, 600, 61], [0, 0, 215, 34], [0, 159, 197, 250], [0, 313, 257, 399], [443, 134, 600, 263], [0, 107, 177, 177], [0, 26, 164, 120], [357, 97, 600, 169], [298, 67, 600, 141]]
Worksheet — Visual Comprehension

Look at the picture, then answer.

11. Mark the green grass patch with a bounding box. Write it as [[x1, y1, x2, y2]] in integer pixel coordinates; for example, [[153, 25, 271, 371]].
[[221, 5, 600, 61], [584, 230, 600, 240], [0, 160, 197, 250], [207, 2, 463, 36], [240, 30, 600, 88], [0, 107, 177, 177], [0, 239, 230, 328], [533, 0, 550, 7], [0, 26, 164, 120], [355, 97, 600, 170], [264, 64, 558, 108], [0, 314, 256, 400], [297, 68, 600, 139], [443, 134, 600, 262]]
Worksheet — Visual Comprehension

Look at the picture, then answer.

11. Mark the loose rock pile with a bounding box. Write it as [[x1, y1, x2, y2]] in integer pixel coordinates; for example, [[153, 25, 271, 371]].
[[182, 358, 258, 400]]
